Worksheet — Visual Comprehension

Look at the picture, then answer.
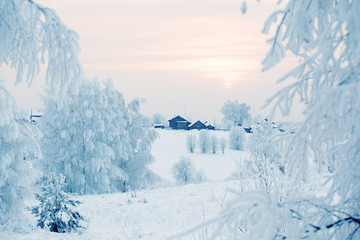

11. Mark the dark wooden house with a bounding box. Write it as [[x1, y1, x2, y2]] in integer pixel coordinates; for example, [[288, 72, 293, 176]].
[[168, 115, 191, 130], [204, 121, 215, 130], [189, 120, 206, 130]]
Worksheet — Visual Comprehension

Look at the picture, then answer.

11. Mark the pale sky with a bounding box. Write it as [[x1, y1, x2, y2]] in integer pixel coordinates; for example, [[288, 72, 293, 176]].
[[3, 0, 303, 124]]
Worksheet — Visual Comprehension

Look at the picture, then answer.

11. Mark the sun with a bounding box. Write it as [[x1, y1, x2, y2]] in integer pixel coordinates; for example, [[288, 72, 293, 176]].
[[224, 81, 232, 88]]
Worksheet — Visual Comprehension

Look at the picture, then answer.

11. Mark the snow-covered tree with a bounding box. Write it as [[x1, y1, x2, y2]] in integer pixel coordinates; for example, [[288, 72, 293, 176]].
[[220, 137, 227, 154], [0, 89, 41, 223], [152, 113, 167, 126], [40, 80, 157, 194], [172, 157, 196, 185], [221, 100, 251, 129], [229, 126, 245, 151], [0, 0, 81, 223], [125, 98, 158, 191], [186, 134, 197, 153], [210, 135, 219, 154], [32, 173, 84, 233], [209, 1, 360, 239], [0, 0, 82, 100], [198, 130, 211, 153]]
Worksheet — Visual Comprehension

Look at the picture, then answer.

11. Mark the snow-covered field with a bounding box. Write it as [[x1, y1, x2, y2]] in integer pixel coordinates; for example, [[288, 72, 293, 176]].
[[1, 129, 250, 240], [150, 129, 250, 183]]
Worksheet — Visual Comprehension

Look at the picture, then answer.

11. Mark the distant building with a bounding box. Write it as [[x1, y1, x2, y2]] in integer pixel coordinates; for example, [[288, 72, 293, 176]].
[[29, 109, 42, 123], [153, 124, 165, 129], [168, 115, 191, 130], [204, 121, 215, 130], [189, 120, 206, 130]]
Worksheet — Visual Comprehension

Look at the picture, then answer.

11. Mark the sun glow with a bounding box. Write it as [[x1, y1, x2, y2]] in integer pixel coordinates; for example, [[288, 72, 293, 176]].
[[224, 81, 232, 88]]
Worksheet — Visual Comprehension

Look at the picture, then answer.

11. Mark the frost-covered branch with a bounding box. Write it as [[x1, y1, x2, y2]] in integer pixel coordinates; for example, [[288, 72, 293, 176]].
[[0, 0, 82, 98]]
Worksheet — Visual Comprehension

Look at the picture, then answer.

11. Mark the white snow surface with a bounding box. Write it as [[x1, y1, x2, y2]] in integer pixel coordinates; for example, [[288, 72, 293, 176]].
[[1, 129, 251, 239], [150, 129, 249, 183]]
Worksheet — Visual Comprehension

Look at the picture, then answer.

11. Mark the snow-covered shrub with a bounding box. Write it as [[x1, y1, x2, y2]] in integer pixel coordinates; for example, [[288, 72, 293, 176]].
[[210, 135, 219, 154], [247, 120, 284, 192], [229, 126, 245, 151], [32, 174, 84, 233], [186, 134, 197, 153], [220, 137, 227, 154], [172, 157, 197, 185], [198, 130, 211, 153]]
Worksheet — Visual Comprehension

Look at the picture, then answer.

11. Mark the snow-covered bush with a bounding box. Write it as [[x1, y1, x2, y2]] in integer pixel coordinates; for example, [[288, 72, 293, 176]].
[[229, 126, 245, 151], [32, 174, 84, 233], [220, 137, 227, 154], [40, 79, 157, 194], [247, 120, 284, 192], [210, 135, 219, 154], [186, 134, 197, 153], [172, 157, 197, 185], [198, 130, 211, 153]]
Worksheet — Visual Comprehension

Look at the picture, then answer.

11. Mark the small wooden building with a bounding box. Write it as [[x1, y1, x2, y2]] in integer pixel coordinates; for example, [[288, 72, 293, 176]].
[[168, 115, 191, 130], [189, 120, 206, 130], [204, 121, 215, 130]]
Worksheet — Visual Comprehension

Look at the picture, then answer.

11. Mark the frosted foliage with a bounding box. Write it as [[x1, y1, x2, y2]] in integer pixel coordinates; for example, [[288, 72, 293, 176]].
[[172, 157, 196, 185], [247, 120, 284, 192], [212, 1, 360, 239], [0, 89, 41, 223], [210, 135, 219, 154], [125, 98, 158, 190], [221, 100, 251, 128], [229, 126, 245, 151], [262, 0, 360, 209], [40, 80, 157, 194], [220, 137, 227, 154], [40, 79, 131, 194], [186, 134, 197, 153], [198, 130, 211, 153], [0, 0, 82, 98], [32, 174, 84, 233]]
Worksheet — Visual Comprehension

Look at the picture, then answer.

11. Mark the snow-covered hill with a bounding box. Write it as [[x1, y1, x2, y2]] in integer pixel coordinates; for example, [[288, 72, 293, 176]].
[[1, 129, 250, 239], [150, 129, 250, 183]]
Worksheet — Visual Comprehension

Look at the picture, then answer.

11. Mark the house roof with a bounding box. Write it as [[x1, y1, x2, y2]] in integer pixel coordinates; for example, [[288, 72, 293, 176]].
[[168, 115, 189, 123], [189, 120, 205, 128]]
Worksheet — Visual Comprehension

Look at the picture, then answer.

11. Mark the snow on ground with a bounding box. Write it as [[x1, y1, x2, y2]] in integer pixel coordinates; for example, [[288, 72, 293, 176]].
[[1, 180, 250, 240], [1, 128, 251, 239], [150, 129, 250, 183]]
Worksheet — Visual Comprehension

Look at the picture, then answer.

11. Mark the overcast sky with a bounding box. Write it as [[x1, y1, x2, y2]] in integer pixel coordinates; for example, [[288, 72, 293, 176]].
[[3, 0, 303, 124]]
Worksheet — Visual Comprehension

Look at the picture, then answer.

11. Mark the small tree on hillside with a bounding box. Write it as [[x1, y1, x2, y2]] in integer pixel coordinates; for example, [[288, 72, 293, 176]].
[[172, 157, 196, 185], [186, 134, 197, 153], [220, 137, 227, 154], [198, 130, 211, 153], [210, 135, 219, 154], [229, 126, 245, 151], [32, 174, 84, 233]]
